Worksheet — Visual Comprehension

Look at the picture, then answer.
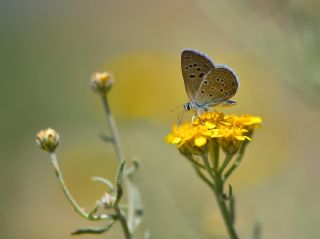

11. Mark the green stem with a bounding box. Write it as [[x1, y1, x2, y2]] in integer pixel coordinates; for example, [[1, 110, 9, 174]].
[[218, 153, 234, 176], [185, 154, 206, 170], [100, 93, 137, 236], [224, 140, 250, 180], [213, 178, 239, 239], [115, 205, 132, 239], [100, 94, 125, 162], [49, 153, 110, 221], [192, 164, 214, 188], [210, 139, 220, 170], [202, 152, 239, 239]]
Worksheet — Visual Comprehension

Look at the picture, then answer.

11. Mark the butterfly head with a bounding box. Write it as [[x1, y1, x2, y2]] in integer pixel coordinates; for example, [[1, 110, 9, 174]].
[[183, 102, 192, 111]]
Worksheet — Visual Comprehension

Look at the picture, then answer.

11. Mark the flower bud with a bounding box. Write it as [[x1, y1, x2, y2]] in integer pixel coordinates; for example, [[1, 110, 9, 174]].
[[99, 192, 116, 209], [91, 71, 113, 94], [36, 128, 60, 152]]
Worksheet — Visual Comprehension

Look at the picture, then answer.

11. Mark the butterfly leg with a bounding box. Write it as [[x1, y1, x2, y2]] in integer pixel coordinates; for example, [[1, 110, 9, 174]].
[[177, 110, 185, 127], [196, 110, 205, 125], [191, 115, 196, 123]]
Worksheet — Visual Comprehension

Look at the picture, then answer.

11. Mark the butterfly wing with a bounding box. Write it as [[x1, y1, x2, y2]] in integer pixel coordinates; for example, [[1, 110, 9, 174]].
[[181, 49, 215, 101], [195, 65, 239, 106]]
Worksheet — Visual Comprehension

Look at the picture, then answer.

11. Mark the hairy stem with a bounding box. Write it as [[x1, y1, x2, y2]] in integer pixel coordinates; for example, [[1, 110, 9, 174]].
[[100, 94, 125, 162], [201, 153, 239, 239], [100, 94, 136, 236], [115, 205, 132, 239], [49, 153, 110, 221], [224, 140, 249, 180]]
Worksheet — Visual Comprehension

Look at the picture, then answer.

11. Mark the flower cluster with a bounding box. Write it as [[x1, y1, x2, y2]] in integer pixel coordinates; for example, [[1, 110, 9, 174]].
[[167, 112, 262, 155]]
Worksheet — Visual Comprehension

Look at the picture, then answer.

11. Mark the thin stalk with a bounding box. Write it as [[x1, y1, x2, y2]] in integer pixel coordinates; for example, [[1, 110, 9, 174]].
[[202, 151, 239, 239], [210, 139, 220, 170], [100, 93, 135, 237], [115, 206, 132, 239], [213, 178, 239, 239], [201, 154, 216, 182], [49, 153, 110, 221], [100, 94, 125, 162], [224, 140, 249, 180], [218, 153, 234, 176], [185, 154, 206, 170], [192, 164, 214, 188]]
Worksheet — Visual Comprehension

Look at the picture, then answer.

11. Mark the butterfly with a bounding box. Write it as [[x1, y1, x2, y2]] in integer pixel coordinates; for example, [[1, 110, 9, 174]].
[[181, 49, 239, 116]]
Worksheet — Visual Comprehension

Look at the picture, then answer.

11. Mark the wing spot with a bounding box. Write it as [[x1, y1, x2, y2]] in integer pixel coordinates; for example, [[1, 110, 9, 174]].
[[210, 81, 213, 84], [201, 90, 205, 94], [199, 73, 204, 78], [225, 92, 229, 95], [197, 68, 201, 71], [189, 64, 193, 68], [204, 80, 208, 84], [185, 66, 189, 69], [190, 74, 195, 78], [209, 94, 213, 97], [193, 64, 197, 66], [221, 79, 224, 82], [216, 78, 220, 81], [222, 84, 225, 86], [220, 89, 223, 92]]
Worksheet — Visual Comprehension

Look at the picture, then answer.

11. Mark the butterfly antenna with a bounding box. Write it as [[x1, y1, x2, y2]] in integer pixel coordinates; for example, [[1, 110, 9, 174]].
[[177, 110, 185, 127], [169, 104, 183, 113]]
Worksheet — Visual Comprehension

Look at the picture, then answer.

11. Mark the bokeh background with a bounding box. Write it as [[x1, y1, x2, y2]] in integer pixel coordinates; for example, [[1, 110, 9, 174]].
[[1, 0, 320, 238]]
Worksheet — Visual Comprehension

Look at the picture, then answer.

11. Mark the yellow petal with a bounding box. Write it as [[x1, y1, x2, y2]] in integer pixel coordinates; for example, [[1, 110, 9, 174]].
[[194, 136, 207, 147], [172, 137, 182, 144]]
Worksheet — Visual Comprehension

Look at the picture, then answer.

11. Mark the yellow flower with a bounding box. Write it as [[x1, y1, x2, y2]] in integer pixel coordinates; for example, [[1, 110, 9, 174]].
[[218, 126, 251, 155], [224, 114, 262, 132], [167, 112, 262, 156], [166, 123, 218, 155], [193, 111, 226, 127]]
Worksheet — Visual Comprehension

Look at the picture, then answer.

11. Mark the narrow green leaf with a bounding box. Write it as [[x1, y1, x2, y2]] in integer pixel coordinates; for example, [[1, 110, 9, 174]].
[[71, 221, 114, 235], [115, 160, 126, 205], [91, 176, 114, 192]]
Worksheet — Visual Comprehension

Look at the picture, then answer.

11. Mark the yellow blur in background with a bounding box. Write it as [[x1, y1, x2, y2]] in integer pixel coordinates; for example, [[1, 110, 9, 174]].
[[1, 0, 320, 238]]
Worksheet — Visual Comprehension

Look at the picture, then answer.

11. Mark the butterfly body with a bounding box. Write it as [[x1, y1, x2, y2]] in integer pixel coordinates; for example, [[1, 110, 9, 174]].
[[181, 49, 239, 114]]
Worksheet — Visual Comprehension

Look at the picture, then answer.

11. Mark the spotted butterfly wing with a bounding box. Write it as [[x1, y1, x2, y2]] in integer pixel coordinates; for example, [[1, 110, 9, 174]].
[[181, 49, 215, 102], [196, 65, 239, 106]]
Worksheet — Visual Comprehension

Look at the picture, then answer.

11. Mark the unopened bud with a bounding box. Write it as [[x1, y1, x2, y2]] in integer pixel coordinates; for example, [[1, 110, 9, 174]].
[[36, 128, 60, 152], [99, 192, 116, 209], [91, 71, 113, 94]]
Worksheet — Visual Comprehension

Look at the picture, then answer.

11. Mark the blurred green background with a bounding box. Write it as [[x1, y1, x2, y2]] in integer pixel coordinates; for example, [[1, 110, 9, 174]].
[[1, 0, 320, 238]]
